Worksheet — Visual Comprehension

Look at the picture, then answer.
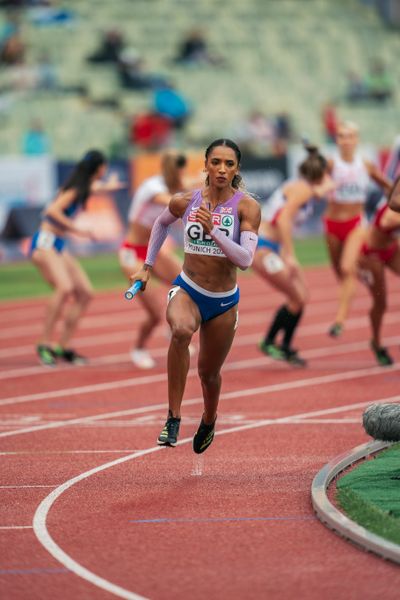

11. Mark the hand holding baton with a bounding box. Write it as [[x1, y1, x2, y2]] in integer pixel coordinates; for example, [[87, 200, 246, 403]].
[[124, 280, 143, 300]]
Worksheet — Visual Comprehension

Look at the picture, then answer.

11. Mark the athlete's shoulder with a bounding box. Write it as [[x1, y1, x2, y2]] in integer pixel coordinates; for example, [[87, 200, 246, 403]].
[[238, 193, 260, 210], [169, 190, 193, 217]]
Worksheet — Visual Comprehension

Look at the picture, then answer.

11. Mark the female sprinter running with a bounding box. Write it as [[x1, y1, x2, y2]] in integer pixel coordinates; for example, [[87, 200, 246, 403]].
[[358, 194, 400, 365], [130, 138, 261, 452], [30, 149, 120, 366], [119, 151, 187, 369], [253, 145, 331, 366], [324, 121, 392, 337]]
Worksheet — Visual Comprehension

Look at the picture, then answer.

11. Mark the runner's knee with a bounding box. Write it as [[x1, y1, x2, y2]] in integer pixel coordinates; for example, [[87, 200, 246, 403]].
[[169, 323, 194, 346], [198, 368, 221, 388]]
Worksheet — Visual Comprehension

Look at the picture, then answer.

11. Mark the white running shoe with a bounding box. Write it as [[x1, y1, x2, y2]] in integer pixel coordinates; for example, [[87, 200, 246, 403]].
[[130, 349, 156, 369]]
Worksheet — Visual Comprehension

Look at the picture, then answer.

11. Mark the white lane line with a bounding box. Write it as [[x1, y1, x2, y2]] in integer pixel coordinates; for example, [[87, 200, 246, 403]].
[[3, 286, 399, 341], [2, 362, 400, 440], [0, 280, 348, 333], [32, 397, 397, 600], [1, 331, 399, 410], [2, 299, 400, 374], [0, 451, 138, 456], [0, 525, 33, 530], [3, 283, 400, 360], [0, 485, 57, 488], [287, 418, 360, 424]]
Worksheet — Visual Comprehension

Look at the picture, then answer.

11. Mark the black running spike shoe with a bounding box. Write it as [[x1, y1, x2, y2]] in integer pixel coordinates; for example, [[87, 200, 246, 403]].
[[328, 323, 343, 338], [193, 416, 216, 454], [281, 347, 307, 367], [37, 344, 57, 366], [54, 346, 88, 365], [157, 412, 181, 447], [371, 342, 394, 367]]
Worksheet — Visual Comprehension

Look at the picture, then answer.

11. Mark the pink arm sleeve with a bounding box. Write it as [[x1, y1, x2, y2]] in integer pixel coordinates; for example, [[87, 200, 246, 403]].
[[209, 227, 258, 270], [145, 207, 178, 266]]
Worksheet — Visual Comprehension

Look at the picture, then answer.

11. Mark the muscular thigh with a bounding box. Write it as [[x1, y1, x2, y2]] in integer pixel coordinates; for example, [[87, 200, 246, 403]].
[[32, 248, 73, 289], [325, 233, 343, 274], [387, 246, 400, 276], [341, 227, 366, 272], [62, 252, 93, 294], [253, 250, 305, 305], [166, 287, 201, 333], [358, 255, 385, 296], [198, 307, 238, 374]]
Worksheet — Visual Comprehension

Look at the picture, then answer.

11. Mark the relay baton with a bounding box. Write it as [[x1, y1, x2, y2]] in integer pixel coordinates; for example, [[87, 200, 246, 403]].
[[124, 280, 143, 300]]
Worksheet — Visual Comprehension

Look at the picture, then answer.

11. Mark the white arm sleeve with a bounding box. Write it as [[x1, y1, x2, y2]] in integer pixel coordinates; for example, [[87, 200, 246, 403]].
[[144, 207, 178, 266], [209, 228, 258, 270]]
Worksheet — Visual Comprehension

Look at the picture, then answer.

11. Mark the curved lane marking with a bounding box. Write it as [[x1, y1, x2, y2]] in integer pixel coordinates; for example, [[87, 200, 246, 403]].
[[33, 399, 399, 600]]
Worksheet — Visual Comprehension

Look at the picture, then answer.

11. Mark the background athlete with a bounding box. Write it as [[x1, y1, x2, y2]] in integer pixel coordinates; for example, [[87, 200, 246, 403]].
[[119, 150, 187, 369], [30, 149, 122, 366], [324, 121, 392, 337], [130, 138, 261, 453], [253, 145, 331, 366], [357, 193, 400, 365]]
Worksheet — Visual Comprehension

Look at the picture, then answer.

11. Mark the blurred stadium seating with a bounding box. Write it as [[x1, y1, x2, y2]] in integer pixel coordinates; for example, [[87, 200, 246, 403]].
[[0, 0, 399, 158]]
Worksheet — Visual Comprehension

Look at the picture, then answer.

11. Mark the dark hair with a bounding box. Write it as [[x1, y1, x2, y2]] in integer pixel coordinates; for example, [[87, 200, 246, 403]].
[[205, 138, 243, 189], [62, 149, 107, 206], [299, 144, 327, 183], [175, 154, 187, 168]]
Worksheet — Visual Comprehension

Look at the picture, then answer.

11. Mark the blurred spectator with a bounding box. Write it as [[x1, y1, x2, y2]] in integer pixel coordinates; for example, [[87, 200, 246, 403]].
[[0, 13, 25, 66], [174, 28, 225, 66], [36, 51, 58, 89], [21, 118, 50, 154], [130, 112, 172, 150], [233, 110, 275, 155], [346, 70, 368, 103], [344, 61, 393, 104], [273, 112, 294, 155], [321, 101, 338, 143], [118, 48, 169, 90], [365, 59, 393, 102], [153, 84, 191, 129], [87, 29, 125, 64]]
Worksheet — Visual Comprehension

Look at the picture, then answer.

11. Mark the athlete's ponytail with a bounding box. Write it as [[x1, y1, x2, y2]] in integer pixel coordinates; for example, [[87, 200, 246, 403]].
[[299, 143, 327, 183]]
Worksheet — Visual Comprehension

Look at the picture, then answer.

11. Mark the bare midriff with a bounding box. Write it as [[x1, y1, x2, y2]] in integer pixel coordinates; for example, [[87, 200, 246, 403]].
[[325, 201, 364, 220], [183, 254, 237, 292]]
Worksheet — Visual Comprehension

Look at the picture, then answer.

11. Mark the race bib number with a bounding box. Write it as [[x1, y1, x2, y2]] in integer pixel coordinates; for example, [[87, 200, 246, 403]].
[[184, 214, 235, 257], [119, 247, 138, 268], [263, 252, 284, 274], [36, 231, 56, 250]]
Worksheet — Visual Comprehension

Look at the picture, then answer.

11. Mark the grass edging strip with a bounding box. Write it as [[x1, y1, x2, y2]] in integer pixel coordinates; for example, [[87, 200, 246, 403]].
[[311, 440, 400, 564]]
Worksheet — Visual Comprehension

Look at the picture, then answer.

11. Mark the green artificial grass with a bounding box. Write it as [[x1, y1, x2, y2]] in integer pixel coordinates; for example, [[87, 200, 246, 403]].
[[337, 443, 400, 545], [0, 236, 328, 301]]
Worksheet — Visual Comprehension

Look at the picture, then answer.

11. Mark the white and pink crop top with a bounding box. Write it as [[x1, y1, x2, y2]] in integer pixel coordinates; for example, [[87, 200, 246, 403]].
[[128, 175, 168, 228], [182, 189, 243, 258], [329, 154, 370, 205], [261, 180, 313, 226]]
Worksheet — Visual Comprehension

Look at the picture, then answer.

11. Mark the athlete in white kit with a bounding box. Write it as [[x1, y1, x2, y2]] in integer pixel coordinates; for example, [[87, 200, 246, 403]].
[[324, 121, 392, 337], [119, 151, 187, 368]]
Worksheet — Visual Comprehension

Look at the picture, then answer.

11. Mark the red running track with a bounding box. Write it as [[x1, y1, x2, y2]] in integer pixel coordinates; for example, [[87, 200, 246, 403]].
[[1, 266, 400, 599]]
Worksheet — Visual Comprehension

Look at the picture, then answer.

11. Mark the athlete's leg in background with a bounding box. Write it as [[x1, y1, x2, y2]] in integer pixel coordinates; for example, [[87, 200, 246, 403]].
[[58, 251, 93, 348], [334, 227, 365, 327], [32, 249, 75, 345]]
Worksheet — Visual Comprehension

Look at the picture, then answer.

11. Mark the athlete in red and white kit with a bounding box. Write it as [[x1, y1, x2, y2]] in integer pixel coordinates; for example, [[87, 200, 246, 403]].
[[324, 121, 392, 337]]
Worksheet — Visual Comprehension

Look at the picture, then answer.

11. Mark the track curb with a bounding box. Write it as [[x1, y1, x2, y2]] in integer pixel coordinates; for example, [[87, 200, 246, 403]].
[[311, 440, 400, 564]]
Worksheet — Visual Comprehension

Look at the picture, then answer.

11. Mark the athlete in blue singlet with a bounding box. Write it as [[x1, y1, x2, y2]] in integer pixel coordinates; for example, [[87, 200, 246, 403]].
[[30, 149, 117, 366]]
